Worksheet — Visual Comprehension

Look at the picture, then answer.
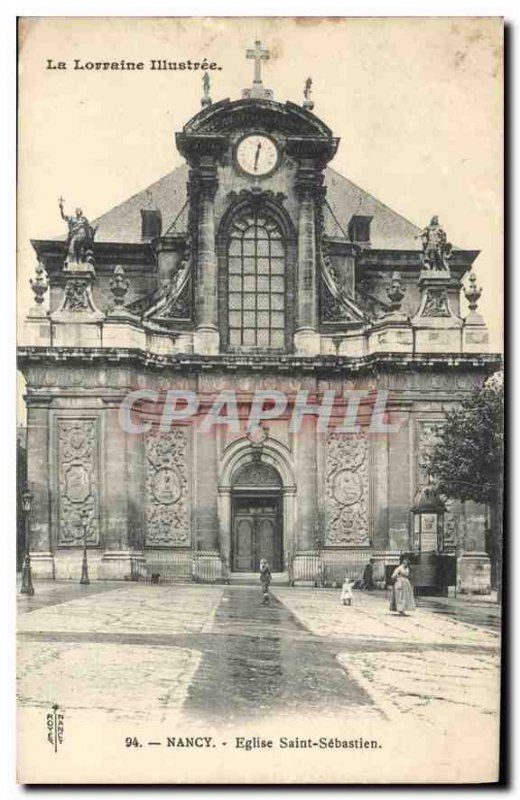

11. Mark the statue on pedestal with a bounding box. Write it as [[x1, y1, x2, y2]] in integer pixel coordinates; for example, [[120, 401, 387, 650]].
[[303, 77, 314, 110], [201, 72, 212, 107], [59, 197, 97, 265], [417, 215, 452, 271]]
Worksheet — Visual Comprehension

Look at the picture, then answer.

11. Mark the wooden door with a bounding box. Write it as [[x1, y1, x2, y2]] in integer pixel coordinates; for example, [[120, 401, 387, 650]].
[[256, 515, 277, 570], [232, 498, 281, 572], [233, 516, 255, 571]]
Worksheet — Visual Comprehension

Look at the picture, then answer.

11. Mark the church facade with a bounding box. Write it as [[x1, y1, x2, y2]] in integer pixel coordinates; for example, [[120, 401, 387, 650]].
[[19, 45, 500, 591]]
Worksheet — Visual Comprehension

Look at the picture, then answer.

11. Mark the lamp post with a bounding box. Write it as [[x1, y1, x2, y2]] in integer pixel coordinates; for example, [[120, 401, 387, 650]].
[[79, 509, 90, 585], [20, 490, 34, 595]]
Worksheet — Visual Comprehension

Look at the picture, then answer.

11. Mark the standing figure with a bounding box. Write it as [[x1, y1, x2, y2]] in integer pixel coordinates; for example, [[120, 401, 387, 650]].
[[201, 72, 212, 107], [59, 198, 97, 264], [416, 215, 452, 271], [340, 576, 355, 606], [389, 557, 416, 615], [259, 558, 271, 605], [362, 558, 375, 591], [303, 76, 314, 110]]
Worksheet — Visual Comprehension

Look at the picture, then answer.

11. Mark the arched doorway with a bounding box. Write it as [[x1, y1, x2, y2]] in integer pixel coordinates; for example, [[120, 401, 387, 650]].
[[231, 461, 283, 572]]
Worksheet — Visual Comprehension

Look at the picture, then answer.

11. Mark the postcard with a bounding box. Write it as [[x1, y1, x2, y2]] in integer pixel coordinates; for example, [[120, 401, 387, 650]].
[[17, 16, 503, 784]]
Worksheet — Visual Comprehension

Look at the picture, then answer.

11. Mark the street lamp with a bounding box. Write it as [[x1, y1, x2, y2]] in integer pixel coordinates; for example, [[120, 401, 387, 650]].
[[20, 490, 34, 596], [79, 509, 90, 585]]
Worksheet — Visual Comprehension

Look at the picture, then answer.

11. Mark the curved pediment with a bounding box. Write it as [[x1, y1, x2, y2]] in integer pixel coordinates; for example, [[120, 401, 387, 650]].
[[180, 98, 334, 139]]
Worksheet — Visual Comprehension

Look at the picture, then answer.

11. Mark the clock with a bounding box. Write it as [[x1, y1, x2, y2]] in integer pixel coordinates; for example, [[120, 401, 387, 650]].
[[236, 134, 279, 177]]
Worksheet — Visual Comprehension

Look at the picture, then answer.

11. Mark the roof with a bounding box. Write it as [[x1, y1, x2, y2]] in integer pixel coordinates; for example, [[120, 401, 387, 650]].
[[89, 163, 190, 244], [65, 162, 423, 250], [323, 167, 422, 249]]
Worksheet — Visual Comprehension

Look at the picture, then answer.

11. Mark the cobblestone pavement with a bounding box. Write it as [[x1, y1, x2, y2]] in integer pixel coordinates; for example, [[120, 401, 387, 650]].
[[272, 587, 501, 729], [18, 582, 500, 729], [17, 579, 124, 614]]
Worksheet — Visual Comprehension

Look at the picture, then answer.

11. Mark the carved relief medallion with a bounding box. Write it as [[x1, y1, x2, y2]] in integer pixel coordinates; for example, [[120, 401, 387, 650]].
[[332, 470, 363, 506], [64, 464, 91, 503], [151, 467, 182, 505]]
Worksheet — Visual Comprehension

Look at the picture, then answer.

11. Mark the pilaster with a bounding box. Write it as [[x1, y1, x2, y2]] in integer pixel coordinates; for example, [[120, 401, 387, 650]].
[[387, 401, 412, 551], [192, 161, 220, 354], [294, 416, 318, 551], [194, 424, 219, 551], [99, 402, 139, 579], [294, 167, 322, 355], [25, 398, 54, 579]]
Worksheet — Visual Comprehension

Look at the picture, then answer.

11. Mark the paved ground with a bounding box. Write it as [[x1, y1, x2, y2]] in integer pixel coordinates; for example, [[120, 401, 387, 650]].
[[416, 594, 501, 633], [17, 581, 501, 783], [181, 587, 375, 724], [18, 581, 500, 726], [273, 587, 500, 730]]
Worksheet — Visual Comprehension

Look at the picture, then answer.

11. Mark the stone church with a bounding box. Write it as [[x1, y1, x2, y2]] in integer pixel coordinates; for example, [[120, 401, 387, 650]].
[[19, 43, 500, 591]]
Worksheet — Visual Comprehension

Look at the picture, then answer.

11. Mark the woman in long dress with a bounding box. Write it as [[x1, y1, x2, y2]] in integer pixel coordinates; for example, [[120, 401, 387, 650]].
[[390, 558, 416, 615]]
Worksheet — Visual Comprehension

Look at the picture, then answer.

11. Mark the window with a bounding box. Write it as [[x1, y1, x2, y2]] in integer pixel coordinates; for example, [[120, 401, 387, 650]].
[[227, 209, 286, 349], [348, 214, 372, 245], [140, 209, 162, 240]]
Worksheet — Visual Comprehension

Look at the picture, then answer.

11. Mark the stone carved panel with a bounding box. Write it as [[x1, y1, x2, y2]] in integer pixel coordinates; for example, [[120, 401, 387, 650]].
[[325, 433, 369, 546], [416, 419, 458, 547], [417, 420, 446, 487], [57, 419, 99, 546], [146, 428, 190, 547], [420, 287, 451, 318], [443, 498, 458, 550]]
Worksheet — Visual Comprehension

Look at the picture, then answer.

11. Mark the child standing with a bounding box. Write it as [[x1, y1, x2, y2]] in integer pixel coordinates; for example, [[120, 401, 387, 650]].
[[340, 576, 355, 606], [259, 559, 272, 605]]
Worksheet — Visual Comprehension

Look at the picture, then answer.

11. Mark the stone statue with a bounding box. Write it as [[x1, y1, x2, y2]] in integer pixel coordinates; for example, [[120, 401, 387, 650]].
[[303, 77, 314, 110], [59, 198, 97, 265], [416, 215, 452, 270], [201, 72, 212, 108]]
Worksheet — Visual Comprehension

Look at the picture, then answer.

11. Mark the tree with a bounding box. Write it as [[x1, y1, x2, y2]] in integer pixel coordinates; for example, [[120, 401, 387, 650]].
[[427, 371, 504, 593]]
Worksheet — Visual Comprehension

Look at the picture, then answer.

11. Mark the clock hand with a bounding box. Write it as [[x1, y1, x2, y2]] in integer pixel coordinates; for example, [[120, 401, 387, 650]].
[[254, 142, 262, 172]]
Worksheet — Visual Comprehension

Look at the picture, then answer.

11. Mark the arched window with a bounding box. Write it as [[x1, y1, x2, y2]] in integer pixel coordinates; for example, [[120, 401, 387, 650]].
[[227, 208, 286, 349]]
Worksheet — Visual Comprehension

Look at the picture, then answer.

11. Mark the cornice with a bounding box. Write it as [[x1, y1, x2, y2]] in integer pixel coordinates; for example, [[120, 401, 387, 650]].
[[17, 346, 502, 376], [31, 239, 156, 271], [359, 249, 480, 272]]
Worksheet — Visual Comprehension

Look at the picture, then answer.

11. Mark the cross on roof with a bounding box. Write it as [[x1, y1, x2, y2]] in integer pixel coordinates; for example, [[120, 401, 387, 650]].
[[246, 40, 270, 85]]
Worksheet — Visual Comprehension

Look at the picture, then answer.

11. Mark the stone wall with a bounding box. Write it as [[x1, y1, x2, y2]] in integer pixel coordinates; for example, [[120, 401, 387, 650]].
[[20, 357, 493, 591]]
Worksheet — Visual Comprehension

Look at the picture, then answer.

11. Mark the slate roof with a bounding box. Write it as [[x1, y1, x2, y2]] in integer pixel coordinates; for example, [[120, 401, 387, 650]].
[[72, 162, 423, 250]]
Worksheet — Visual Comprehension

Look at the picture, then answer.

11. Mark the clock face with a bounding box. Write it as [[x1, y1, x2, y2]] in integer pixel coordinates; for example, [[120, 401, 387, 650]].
[[236, 135, 279, 177]]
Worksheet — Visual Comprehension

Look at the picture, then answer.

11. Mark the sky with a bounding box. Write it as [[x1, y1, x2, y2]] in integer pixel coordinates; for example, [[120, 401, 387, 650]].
[[18, 16, 503, 350]]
